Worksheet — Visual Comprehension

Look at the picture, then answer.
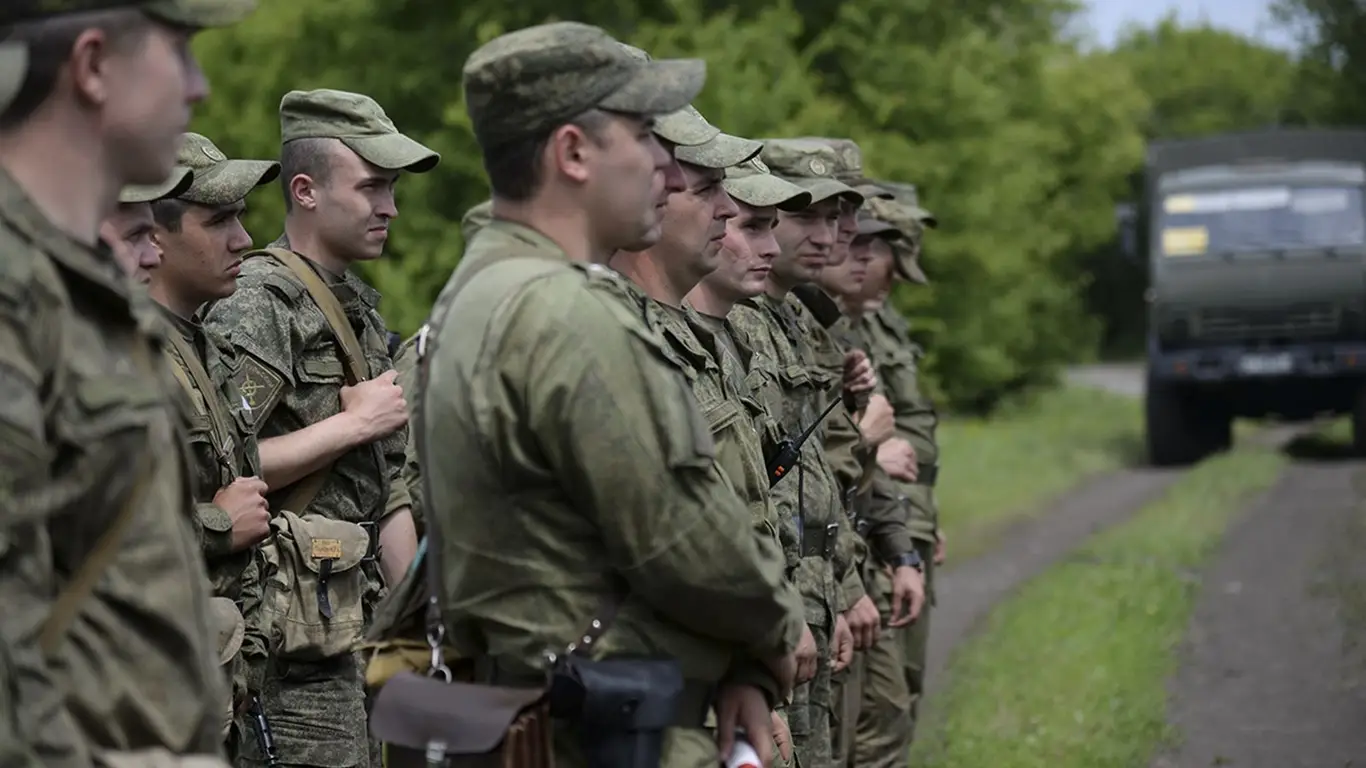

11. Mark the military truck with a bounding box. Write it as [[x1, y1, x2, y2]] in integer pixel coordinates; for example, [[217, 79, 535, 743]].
[[1129, 128, 1366, 465]]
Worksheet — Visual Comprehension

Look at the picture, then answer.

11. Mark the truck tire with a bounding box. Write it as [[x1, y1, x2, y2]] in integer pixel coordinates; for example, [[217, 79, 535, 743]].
[[1352, 387, 1366, 456], [1146, 374, 1209, 466]]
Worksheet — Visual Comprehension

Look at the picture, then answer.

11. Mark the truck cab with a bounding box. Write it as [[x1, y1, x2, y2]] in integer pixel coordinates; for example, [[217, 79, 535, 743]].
[[1135, 129, 1366, 465]]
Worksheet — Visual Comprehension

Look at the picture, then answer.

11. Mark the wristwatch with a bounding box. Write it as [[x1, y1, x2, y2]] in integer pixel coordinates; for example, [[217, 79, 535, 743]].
[[890, 550, 924, 573]]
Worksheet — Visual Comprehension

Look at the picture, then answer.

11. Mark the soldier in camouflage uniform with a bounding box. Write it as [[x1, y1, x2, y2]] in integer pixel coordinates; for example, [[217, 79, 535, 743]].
[[144, 131, 281, 760], [203, 89, 436, 768], [104, 166, 193, 282], [417, 22, 803, 766], [0, 2, 254, 767], [856, 188, 944, 751], [728, 138, 878, 768]]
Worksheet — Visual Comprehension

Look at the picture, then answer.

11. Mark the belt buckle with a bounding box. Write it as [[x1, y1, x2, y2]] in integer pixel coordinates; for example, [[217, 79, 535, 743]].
[[358, 521, 380, 562], [823, 522, 839, 559]]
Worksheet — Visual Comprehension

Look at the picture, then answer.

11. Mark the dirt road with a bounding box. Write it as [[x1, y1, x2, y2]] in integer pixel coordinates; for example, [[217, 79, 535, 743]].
[[1153, 449, 1366, 767]]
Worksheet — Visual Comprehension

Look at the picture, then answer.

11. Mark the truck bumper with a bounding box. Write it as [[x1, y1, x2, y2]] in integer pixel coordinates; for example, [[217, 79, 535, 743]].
[[1150, 343, 1366, 383]]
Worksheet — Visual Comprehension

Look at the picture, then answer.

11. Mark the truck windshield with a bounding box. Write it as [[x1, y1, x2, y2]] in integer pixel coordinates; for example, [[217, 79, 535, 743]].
[[1158, 185, 1366, 257]]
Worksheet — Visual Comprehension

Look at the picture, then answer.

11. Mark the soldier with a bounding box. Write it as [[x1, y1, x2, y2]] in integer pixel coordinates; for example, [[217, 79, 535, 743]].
[[855, 188, 944, 751], [145, 131, 281, 760], [103, 166, 193, 282], [728, 139, 879, 768], [412, 21, 803, 766], [202, 88, 437, 768], [0, 1, 255, 767]]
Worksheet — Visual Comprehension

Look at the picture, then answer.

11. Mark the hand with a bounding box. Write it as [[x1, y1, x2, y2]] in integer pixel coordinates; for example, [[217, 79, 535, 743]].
[[214, 477, 270, 552], [762, 649, 798, 700], [714, 685, 774, 766], [845, 594, 882, 650], [877, 438, 919, 482], [831, 613, 855, 673], [772, 710, 793, 763], [858, 394, 896, 446], [935, 530, 947, 566], [794, 625, 819, 684], [340, 369, 408, 443], [887, 565, 926, 628], [843, 349, 877, 394]]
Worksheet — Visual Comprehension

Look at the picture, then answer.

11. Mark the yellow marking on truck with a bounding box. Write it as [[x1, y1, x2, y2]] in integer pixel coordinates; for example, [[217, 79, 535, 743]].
[[1162, 226, 1209, 257], [1163, 195, 1196, 213]]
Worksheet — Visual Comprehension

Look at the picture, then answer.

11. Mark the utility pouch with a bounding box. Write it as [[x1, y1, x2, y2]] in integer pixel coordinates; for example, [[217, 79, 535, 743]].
[[551, 656, 684, 768]]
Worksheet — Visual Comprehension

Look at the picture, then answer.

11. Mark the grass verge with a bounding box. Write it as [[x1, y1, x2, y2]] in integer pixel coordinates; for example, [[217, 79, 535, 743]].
[[937, 386, 1142, 559], [911, 444, 1287, 768]]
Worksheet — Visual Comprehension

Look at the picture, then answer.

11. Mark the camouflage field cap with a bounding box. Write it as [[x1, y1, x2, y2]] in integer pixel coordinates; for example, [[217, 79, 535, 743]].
[[723, 157, 812, 212], [865, 196, 929, 284], [279, 89, 440, 174], [0, 43, 24, 114], [799, 136, 893, 198], [208, 596, 244, 667], [461, 199, 493, 242], [856, 209, 903, 240], [759, 139, 863, 206], [175, 132, 279, 206], [462, 21, 706, 149], [118, 165, 193, 204], [871, 178, 938, 229], [676, 130, 762, 170], [0, 0, 256, 27], [653, 104, 720, 148]]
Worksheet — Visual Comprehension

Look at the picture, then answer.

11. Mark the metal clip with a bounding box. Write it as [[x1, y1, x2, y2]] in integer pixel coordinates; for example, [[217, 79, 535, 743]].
[[415, 323, 432, 360], [426, 618, 452, 683], [824, 522, 840, 559]]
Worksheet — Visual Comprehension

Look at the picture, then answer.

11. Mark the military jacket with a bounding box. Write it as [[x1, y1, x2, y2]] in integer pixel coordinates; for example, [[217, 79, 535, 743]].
[[857, 304, 939, 466], [392, 333, 425, 536], [203, 246, 411, 527], [420, 221, 803, 722], [0, 170, 225, 765], [730, 294, 857, 623]]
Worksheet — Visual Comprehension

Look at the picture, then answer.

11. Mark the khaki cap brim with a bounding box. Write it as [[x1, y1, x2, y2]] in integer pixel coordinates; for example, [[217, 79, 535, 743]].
[[854, 182, 894, 200], [119, 166, 194, 204], [209, 596, 245, 667], [343, 132, 440, 173], [676, 133, 762, 170], [857, 216, 902, 239], [598, 59, 706, 118], [0, 43, 26, 116], [145, 0, 257, 28], [723, 174, 812, 212], [653, 106, 719, 148], [910, 205, 939, 229], [786, 176, 863, 206], [182, 158, 280, 206]]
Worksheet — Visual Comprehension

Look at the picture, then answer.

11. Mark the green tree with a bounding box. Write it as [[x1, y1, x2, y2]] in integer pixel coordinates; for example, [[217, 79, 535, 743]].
[[1273, 0, 1366, 124]]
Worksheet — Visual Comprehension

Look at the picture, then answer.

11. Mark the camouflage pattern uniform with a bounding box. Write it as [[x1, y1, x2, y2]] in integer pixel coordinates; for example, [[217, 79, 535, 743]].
[[0, 4, 253, 767], [421, 23, 804, 767], [729, 140, 870, 768], [859, 187, 942, 752], [154, 132, 281, 761], [203, 90, 438, 768]]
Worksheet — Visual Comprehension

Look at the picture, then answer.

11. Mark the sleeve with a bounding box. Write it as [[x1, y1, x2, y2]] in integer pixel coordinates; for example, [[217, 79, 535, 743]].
[[392, 334, 424, 533], [237, 550, 269, 696], [518, 287, 804, 660], [861, 476, 924, 559], [0, 294, 95, 768], [194, 502, 236, 559], [203, 276, 300, 433]]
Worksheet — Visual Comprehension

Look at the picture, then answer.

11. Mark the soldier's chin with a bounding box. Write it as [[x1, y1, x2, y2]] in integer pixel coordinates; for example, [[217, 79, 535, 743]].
[[620, 221, 663, 253]]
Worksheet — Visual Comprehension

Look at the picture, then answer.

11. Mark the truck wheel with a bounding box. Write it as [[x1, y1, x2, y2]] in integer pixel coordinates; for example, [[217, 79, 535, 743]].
[[1204, 406, 1233, 454], [1146, 375, 1207, 466], [1352, 388, 1366, 456]]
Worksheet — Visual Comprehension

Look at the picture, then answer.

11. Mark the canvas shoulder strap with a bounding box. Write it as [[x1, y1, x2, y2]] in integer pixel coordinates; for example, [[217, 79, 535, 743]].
[[164, 332, 236, 454], [254, 248, 371, 513]]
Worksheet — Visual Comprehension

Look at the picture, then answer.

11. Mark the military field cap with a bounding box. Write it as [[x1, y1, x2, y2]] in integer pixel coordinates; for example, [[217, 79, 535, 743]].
[[0, 43, 25, 115], [855, 209, 903, 240], [209, 596, 245, 667], [676, 131, 762, 170], [759, 139, 863, 206], [0, 0, 255, 27], [653, 104, 719, 148], [798, 137, 892, 197], [118, 165, 193, 204], [723, 157, 811, 212], [176, 132, 279, 206], [462, 21, 706, 150], [891, 239, 928, 284], [461, 199, 493, 242], [279, 88, 440, 174], [872, 178, 937, 228]]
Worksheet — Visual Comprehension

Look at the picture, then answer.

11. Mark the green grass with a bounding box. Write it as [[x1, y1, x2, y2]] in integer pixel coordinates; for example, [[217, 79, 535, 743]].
[[911, 445, 1287, 768], [937, 386, 1143, 559]]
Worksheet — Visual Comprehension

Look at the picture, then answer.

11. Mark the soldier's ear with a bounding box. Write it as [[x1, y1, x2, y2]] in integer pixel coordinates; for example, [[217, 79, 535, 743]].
[[549, 123, 594, 185], [288, 174, 318, 211]]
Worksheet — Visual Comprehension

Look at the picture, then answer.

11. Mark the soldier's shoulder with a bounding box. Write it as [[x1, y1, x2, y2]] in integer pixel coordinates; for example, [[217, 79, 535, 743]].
[[0, 223, 53, 305]]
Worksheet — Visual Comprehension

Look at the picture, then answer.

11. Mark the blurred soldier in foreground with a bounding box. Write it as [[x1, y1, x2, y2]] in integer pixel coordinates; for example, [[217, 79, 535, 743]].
[[396, 21, 803, 768], [0, 1, 255, 766], [204, 88, 437, 767]]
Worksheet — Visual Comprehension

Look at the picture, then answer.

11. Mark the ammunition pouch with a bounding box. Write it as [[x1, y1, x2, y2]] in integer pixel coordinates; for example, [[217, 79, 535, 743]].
[[800, 521, 840, 559], [552, 656, 691, 768]]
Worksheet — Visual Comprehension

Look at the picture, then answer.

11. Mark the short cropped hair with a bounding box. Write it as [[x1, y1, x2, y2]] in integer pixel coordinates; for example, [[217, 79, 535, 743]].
[[482, 108, 613, 202]]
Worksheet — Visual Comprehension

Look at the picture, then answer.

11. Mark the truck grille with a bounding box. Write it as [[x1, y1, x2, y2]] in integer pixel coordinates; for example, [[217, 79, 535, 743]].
[[1194, 303, 1342, 341]]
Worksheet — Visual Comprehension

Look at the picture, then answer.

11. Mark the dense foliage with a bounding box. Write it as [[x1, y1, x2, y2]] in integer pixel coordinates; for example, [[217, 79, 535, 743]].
[[188, 0, 1352, 411]]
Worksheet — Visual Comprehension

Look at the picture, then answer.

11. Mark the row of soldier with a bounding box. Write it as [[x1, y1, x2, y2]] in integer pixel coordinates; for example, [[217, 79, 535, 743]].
[[0, 4, 946, 768]]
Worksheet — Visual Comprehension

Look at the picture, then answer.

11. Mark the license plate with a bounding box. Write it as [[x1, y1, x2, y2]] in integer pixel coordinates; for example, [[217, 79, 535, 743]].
[[1237, 352, 1293, 376]]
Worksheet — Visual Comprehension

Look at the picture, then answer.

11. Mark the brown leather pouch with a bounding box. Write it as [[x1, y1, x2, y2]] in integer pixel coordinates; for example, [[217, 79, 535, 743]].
[[371, 671, 553, 768]]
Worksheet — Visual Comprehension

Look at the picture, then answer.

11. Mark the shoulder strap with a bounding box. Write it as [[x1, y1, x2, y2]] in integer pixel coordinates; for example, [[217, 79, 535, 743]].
[[40, 343, 162, 657], [164, 334, 237, 454], [259, 248, 368, 386], [257, 248, 368, 514]]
